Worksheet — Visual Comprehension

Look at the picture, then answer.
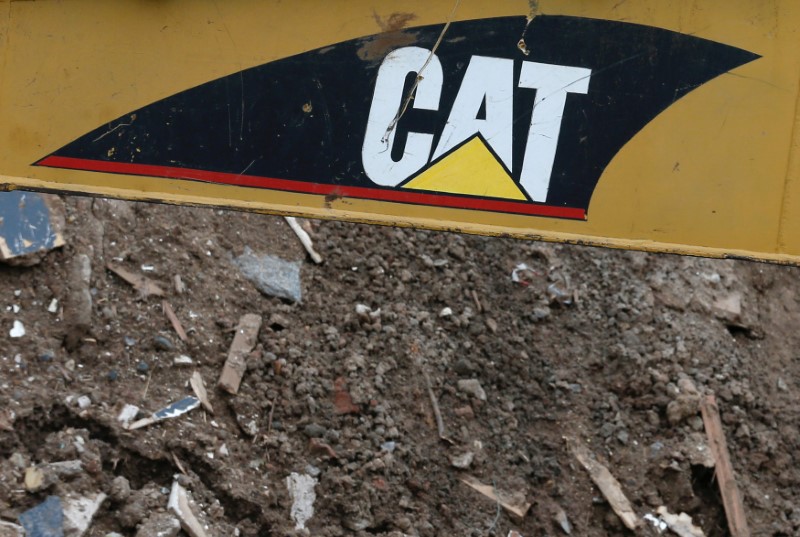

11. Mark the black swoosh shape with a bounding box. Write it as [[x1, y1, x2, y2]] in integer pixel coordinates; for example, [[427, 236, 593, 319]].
[[37, 15, 759, 217]]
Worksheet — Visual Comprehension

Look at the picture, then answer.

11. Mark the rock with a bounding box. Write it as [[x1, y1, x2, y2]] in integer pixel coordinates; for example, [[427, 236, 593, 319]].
[[63, 493, 106, 537], [457, 379, 487, 401], [18, 496, 64, 537], [135, 513, 181, 537], [286, 473, 317, 531], [136, 361, 150, 374], [153, 336, 175, 351], [173, 355, 193, 367], [107, 370, 119, 381], [77, 396, 92, 410], [553, 504, 572, 534], [667, 395, 700, 425], [233, 247, 302, 302], [303, 423, 326, 438], [64, 253, 92, 350], [25, 466, 53, 492], [0, 521, 25, 537], [450, 452, 474, 469], [454, 406, 475, 419], [712, 292, 742, 323], [110, 476, 132, 502], [9, 321, 25, 339], [268, 313, 291, 330]]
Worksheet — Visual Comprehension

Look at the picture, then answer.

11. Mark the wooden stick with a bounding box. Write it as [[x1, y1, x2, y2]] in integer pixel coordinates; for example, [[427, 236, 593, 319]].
[[163, 300, 188, 342], [217, 314, 262, 394], [569, 438, 640, 530], [284, 217, 323, 264], [700, 395, 750, 537]]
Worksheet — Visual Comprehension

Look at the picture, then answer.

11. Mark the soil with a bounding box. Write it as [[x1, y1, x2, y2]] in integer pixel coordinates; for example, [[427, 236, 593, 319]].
[[1, 195, 799, 536]]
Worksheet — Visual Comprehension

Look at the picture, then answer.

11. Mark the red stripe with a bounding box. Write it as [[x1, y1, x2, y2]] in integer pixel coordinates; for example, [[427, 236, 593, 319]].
[[37, 156, 586, 220]]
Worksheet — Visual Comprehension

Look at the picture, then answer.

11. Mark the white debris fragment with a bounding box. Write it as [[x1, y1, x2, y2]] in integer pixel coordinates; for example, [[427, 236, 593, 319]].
[[117, 404, 140, 426], [77, 396, 92, 409], [511, 263, 539, 284], [63, 492, 107, 537], [48, 298, 59, 313], [173, 355, 194, 367], [286, 472, 317, 530], [439, 307, 453, 318], [168, 481, 209, 537], [644, 513, 668, 533], [656, 507, 705, 537], [9, 320, 25, 338], [12, 304, 20, 313], [141, 264, 156, 272]]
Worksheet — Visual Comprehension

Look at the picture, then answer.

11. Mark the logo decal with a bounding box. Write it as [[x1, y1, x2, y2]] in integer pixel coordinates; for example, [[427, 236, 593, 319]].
[[37, 16, 758, 220]]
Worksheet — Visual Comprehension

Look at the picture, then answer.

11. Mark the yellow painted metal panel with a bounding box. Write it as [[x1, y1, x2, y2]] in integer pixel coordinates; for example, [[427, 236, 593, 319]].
[[0, 0, 799, 263]]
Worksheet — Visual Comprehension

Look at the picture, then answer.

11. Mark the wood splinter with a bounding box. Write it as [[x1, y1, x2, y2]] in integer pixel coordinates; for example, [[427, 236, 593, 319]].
[[700, 395, 751, 537], [217, 314, 262, 394]]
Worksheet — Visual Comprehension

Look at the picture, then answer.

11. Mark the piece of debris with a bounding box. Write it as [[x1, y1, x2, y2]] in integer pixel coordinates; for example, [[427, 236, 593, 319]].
[[700, 395, 750, 537], [9, 320, 25, 338], [173, 274, 186, 294], [25, 466, 54, 492], [63, 493, 106, 537], [0, 191, 65, 265], [507, 531, 523, 537], [553, 504, 572, 534], [457, 378, 487, 401], [190, 371, 214, 414], [117, 404, 140, 427], [217, 313, 262, 394], [135, 513, 181, 537], [0, 520, 25, 537], [168, 481, 209, 537], [644, 513, 669, 533], [0, 409, 15, 431], [107, 263, 165, 298], [439, 307, 453, 317], [286, 472, 318, 531], [63, 253, 92, 351], [332, 377, 359, 415], [511, 263, 541, 285], [126, 397, 200, 430], [18, 496, 63, 536], [284, 216, 323, 264], [174, 355, 194, 367], [48, 298, 59, 313], [76, 396, 92, 410], [460, 475, 531, 518], [568, 438, 641, 530], [233, 247, 302, 302], [162, 301, 188, 342], [450, 452, 474, 469], [653, 506, 706, 537]]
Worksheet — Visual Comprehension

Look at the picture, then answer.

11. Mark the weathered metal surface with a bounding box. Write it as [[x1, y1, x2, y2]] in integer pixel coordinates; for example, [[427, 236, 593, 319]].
[[1, 1, 799, 263]]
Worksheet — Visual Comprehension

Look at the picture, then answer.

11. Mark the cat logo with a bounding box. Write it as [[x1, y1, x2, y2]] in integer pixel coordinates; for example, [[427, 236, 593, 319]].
[[37, 16, 757, 221]]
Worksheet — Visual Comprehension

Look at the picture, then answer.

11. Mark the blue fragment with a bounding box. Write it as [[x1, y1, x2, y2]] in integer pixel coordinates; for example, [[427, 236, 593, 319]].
[[153, 396, 200, 420], [18, 496, 64, 537], [0, 191, 60, 259], [136, 361, 149, 373]]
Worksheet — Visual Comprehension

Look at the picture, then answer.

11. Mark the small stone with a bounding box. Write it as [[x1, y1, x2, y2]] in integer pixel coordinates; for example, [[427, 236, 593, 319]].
[[9, 320, 25, 338], [173, 355, 193, 367], [107, 370, 119, 381], [135, 513, 180, 537], [269, 313, 291, 330], [553, 505, 572, 534], [153, 335, 174, 351], [39, 350, 56, 362], [110, 476, 131, 502], [439, 307, 453, 318], [136, 361, 150, 374], [485, 318, 498, 334], [667, 394, 701, 425], [77, 396, 92, 409], [124, 336, 136, 347], [453, 405, 475, 419], [777, 377, 788, 392], [303, 423, 326, 438], [450, 452, 474, 469], [457, 379, 487, 401], [24, 466, 53, 492]]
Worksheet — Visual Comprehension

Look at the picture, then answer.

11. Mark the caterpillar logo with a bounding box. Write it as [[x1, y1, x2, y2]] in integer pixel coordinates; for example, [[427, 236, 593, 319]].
[[37, 16, 757, 220]]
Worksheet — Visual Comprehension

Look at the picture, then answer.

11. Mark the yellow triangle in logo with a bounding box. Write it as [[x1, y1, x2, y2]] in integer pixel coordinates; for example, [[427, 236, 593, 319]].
[[403, 138, 527, 201]]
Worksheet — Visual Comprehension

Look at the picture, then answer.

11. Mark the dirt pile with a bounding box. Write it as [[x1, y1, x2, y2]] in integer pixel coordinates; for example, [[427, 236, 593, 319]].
[[0, 196, 798, 536]]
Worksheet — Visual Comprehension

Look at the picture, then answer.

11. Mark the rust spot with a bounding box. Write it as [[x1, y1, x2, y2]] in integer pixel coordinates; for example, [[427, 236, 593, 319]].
[[324, 191, 344, 208], [374, 12, 418, 32], [358, 12, 419, 62]]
